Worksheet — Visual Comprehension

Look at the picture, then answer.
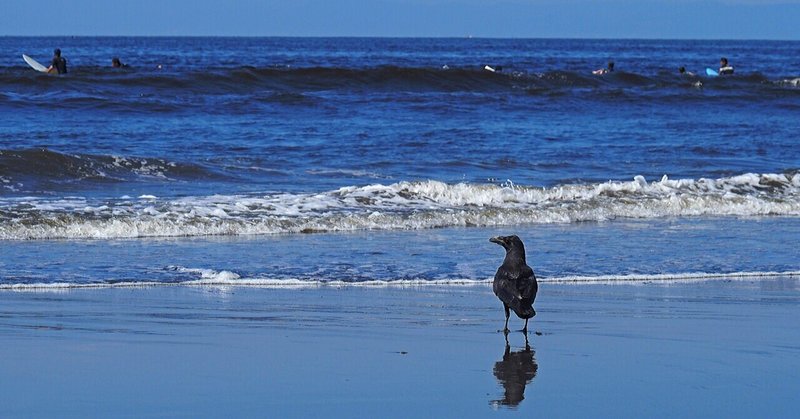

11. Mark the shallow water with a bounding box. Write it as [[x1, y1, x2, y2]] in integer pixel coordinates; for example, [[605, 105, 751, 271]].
[[2, 218, 798, 288]]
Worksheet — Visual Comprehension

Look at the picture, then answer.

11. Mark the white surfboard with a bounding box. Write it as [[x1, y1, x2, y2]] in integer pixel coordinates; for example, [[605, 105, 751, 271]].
[[22, 54, 48, 73]]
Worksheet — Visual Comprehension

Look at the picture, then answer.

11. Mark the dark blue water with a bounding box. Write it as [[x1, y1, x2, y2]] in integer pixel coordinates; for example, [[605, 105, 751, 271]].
[[1, 37, 799, 286]]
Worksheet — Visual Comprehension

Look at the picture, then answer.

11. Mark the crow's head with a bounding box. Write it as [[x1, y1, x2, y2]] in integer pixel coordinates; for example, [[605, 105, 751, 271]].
[[490, 235, 525, 253]]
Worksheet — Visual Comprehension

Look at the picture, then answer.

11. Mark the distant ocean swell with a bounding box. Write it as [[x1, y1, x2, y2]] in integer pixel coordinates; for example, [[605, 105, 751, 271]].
[[1, 172, 798, 240], [0, 149, 221, 190], [2, 268, 799, 290], [2, 66, 799, 96]]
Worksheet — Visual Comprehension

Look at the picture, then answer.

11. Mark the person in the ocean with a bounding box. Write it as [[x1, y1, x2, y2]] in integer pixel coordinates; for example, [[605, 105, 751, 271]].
[[112, 57, 129, 68], [719, 57, 734, 75], [593, 61, 614, 75], [46, 48, 68, 74], [679, 66, 695, 76]]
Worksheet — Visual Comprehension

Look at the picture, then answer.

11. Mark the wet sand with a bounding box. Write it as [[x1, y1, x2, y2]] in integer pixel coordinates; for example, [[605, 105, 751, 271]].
[[1, 278, 799, 417]]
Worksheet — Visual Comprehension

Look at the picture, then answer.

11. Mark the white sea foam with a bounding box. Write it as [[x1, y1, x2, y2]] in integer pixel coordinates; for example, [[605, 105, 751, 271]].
[[305, 168, 393, 180], [2, 269, 798, 291], [111, 156, 175, 179], [547, 270, 800, 284], [1, 172, 798, 240], [0, 175, 20, 192], [778, 78, 800, 87]]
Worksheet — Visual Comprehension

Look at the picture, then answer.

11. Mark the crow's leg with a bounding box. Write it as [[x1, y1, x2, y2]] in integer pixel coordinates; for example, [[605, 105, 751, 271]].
[[522, 318, 529, 334], [503, 304, 510, 334]]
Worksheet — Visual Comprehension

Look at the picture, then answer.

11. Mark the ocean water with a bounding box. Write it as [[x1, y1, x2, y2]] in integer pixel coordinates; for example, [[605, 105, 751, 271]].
[[1, 37, 799, 288]]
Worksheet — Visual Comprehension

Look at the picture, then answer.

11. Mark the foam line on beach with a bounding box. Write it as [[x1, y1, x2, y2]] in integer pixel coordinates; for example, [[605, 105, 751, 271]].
[[2, 269, 798, 291], [548, 270, 800, 284]]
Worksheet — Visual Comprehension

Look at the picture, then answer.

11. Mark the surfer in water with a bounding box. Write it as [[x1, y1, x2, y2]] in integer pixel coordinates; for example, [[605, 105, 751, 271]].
[[46, 49, 67, 75], [719, 57, 734, 75], [593, 61, 614, 75], [679, 66, 695, 76], [112, 57, 129, 68]]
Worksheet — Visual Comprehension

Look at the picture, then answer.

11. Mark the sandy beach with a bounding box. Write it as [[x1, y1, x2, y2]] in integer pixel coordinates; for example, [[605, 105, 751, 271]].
[[1, 278, 798, 418]]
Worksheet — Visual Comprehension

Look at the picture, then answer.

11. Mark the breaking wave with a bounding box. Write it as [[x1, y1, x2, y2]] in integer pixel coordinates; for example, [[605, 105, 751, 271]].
[[1, 172, 798, 240]]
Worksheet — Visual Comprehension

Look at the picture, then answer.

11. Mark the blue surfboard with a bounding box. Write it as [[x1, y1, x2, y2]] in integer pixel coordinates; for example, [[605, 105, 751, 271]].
[[705, 68, 719, 77]]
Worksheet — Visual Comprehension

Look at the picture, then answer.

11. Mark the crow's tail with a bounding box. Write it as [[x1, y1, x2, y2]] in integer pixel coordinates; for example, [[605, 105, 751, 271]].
[[511, 303, 536, 320]]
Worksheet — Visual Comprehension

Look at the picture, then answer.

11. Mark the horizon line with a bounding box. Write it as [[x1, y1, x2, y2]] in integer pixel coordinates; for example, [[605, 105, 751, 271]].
[[2, 35, 799, 42]]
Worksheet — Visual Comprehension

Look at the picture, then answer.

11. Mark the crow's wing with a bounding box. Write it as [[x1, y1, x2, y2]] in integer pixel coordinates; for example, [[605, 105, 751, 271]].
[[494, 263, 537, 318], [517, 266, 538, 303], [494, 275, 521, 307]]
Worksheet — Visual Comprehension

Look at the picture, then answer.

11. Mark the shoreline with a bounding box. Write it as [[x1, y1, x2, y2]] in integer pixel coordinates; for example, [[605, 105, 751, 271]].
[[2, 270, 798, 291]]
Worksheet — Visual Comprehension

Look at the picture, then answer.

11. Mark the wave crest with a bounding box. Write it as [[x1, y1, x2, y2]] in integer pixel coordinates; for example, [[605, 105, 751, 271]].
[[0, 148, 224, 192], [2, 65, 797, 97], [1, 172, 798, 240]]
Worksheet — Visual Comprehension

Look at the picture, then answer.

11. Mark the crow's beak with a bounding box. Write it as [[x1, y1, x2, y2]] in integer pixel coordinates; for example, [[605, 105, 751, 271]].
[[489, 236, 503, 245]]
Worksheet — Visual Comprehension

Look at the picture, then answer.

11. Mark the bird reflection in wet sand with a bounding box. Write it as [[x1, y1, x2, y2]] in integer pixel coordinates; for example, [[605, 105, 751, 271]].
[[490, 336, 538, 409]]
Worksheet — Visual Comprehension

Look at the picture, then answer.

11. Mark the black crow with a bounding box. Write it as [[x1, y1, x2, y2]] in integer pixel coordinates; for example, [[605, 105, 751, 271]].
[[490, 235, 538, 333]]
